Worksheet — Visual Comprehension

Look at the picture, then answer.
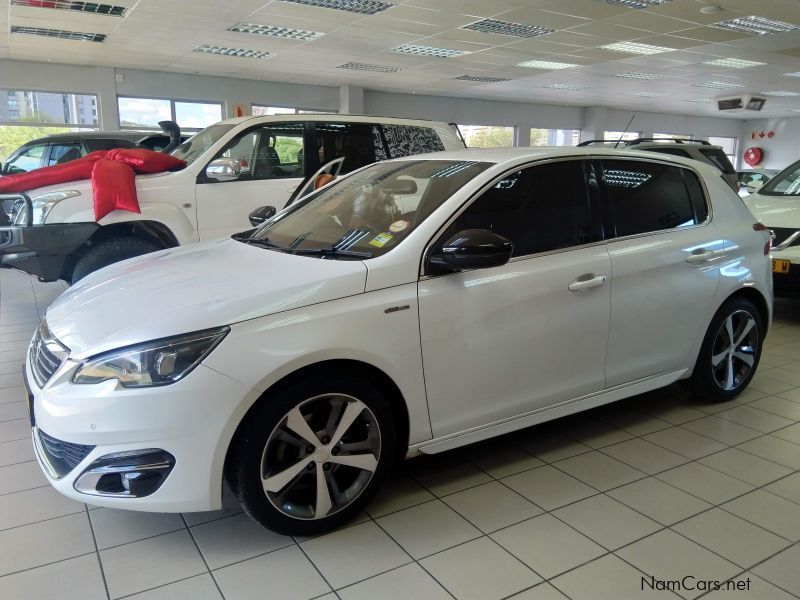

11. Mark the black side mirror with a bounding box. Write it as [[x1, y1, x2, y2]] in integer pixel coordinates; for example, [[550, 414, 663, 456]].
[[433, 229, 514, 272], [249, 205, 277, 227]]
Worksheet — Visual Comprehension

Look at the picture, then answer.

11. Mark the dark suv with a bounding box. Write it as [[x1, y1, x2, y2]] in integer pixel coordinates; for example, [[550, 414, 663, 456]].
[[0, 125, 187, 175]]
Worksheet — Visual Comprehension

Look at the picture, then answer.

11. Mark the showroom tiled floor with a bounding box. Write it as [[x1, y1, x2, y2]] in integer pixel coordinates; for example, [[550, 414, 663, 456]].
[[1, 268, 800, 600]]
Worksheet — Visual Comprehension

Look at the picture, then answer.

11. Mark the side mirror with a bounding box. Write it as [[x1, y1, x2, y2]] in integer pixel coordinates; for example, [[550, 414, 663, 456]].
[[205, 158, 241, 182], [746, 180, 764, 194], [433, 229, 514, 272], [249, 205, 277, 227]]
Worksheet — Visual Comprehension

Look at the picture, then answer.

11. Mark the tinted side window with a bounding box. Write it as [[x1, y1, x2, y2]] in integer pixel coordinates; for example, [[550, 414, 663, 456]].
[[644, 147, 691, 158], [313, 123, 377, 173], [213, 123, 304, 181], [699, 148, 735, 174], [682, 169, 709, 223], [380, 125, 444, 159], [601, 160, 702, 237], [442, 160, 597, 257], [48, 143, 85, 165]]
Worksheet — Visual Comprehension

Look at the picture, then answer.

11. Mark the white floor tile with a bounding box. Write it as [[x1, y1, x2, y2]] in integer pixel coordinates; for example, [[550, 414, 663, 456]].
[[502, 465, 596, 511], [0, 553, 106, 600], [721, 490, 800, 541], [553, 451, 645, 491], [752, 545, 800, 596], [337, 563, 449, 600], [191, 512, 292, 570], [0, 485, 84, 530], [655, 462, 754, 504], [607, 477, 712, 526], [698, 447, 792, 486], [90, 508, 186, 550], [552, 554, 675, 600], [125, 574, 222, 600], [600, 438, 688, 475]]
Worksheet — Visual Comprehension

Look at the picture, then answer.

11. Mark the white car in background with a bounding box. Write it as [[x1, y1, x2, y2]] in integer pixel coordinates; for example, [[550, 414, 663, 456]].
[[743, 159, 800, 294], [26, 147, 771, 535], [737, 169, 780, 197]]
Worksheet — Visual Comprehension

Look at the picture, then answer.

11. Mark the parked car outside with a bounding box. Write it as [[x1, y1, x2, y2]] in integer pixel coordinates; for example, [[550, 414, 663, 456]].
[[0, 114, 463, 283], [26, 147, 772, 535], [742, 159, 800, 294], [737, 169, 780, 197]]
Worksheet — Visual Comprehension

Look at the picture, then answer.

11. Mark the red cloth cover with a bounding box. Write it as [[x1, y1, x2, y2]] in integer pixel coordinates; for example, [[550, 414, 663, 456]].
[[0, 149, 185, 221]]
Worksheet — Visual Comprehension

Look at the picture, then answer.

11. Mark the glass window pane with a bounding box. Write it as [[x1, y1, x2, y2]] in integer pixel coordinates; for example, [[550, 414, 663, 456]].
[[1, 89, 97, 125], [604, 131, 640, 142], [174, 101, 222, 130], [314, 122, 377, 172], [3, 142, 46, 173], [443, 160, 598, 257], [118, 97, 171, 128], [653, 133, 691, 139], [459, 125, 514, 148], [48, 142, 84, 166], [0, 124, 69, 163], [216, 123, 304, 181], [530, 129, 580, 146], [252, 105, 297, 116]]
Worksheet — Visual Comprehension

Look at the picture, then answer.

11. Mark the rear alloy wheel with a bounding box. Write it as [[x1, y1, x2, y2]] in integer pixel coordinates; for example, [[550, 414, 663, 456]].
[[228, 376, 395, 535], [686, 298, 763, 402]]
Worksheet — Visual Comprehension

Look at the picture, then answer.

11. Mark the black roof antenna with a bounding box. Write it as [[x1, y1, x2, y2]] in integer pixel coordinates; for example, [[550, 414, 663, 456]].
[[616, 114, 636, 148]]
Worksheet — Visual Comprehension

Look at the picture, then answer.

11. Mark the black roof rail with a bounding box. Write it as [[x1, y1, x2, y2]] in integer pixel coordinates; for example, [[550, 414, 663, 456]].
[[626, 137, 710, 146], [576, 140, 623, 146]]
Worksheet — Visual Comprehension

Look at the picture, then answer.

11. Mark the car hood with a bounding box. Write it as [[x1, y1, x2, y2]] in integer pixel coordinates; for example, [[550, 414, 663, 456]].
[[45, 238, 368, 358], [744, 192, 800, 228]]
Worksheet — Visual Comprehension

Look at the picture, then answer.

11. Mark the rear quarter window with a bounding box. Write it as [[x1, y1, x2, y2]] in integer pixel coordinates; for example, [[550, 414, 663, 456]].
[[379, 125, 445, 159], [699, 148, 735, 174]]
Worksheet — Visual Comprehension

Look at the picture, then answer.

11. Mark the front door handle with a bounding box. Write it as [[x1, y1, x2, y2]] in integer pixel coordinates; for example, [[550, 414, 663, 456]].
[[568, 274, 607, 292], [685, 249, 714, 265]]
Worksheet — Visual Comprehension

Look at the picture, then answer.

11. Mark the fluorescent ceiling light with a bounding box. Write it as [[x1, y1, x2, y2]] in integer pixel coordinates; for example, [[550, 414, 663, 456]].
[[704, 58, 766, 68], [390, 43, 468, 58], [762, 90, 800, 96], [453, 75, 511, 83], [10, 0, 125, 16], [615, 72, 662, 79], [194, 45, 271, 59], [228, 23, 324, 41], [692, 81, 744, 89], [712, 15, 799, 35], [517, 60, 579, 69], [10, 25, 105, 42], [462, 19, 553, 38], [544, 83, 593, 90], [338, 62, 401, 72], [629, 91, 666, 97], [683, 97, 712, 103], [604, 0, 673, 7], [783, 72, 800, 78], [279, 0, 393, 15], [601, 41, 675, 54]]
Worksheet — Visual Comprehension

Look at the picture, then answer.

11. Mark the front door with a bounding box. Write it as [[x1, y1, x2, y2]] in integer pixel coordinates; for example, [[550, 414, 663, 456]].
[[195, 122, 306, 240], [418, 159, 611, 437]]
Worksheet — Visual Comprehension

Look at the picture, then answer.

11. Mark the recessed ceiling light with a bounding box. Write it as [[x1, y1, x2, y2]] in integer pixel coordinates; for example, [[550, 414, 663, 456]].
[[389, 43, 468, 58], [692, 80, 744, 89], [10, 25, 105, 42], [279, 0, 393, 15], [517, 60, 579, 69], [338, 61, 401, 72], [544, 83, 593, 90], [228, 23, 324, 41], [703, 58, 767, 68], [462, 19, 553, 38], [712, 15, 799, 35], [194, 45, 271, 59], [629, 91, 667, 97], [453, 75, 511, 82], [604, 0, 673, 7], [762, 90, 800, 96], [601, 41, 675, 55], [783, 72, 800, 78], [615, 72, 662, 79], [684, 97, 713, 103], [10, 0, 126, 16]]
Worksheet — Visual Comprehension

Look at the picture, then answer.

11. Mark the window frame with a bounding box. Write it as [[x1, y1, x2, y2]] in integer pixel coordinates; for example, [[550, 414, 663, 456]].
[[593, 157, 712, 242], [117, 95, 224, 132], [421, 157, 605, 278], [0, 88, 99, 127]]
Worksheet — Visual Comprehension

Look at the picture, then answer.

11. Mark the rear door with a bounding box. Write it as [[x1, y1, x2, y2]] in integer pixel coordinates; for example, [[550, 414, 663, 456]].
[[598, 158, 723, 387]]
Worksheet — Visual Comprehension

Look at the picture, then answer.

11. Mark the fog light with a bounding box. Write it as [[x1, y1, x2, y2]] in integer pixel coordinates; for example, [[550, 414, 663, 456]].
[[73, 449, 175, 498]]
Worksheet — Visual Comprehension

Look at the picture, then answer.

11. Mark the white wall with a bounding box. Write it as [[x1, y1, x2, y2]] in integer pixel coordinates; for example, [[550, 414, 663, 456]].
[[740, 116, 800, 171]]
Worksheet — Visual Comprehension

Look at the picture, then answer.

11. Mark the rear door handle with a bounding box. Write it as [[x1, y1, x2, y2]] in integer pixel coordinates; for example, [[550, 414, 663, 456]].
[[568, 274, 607, 292], [685, 249, 718, 265]]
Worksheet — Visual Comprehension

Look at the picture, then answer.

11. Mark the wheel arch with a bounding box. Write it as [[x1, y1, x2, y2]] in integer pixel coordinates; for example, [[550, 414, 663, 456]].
[[723, 286, 770, 336]]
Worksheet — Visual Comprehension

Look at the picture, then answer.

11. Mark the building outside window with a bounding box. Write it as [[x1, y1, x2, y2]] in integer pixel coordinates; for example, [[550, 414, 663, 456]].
[[459, 125, 514, 148], [118, 97, 223, 131]]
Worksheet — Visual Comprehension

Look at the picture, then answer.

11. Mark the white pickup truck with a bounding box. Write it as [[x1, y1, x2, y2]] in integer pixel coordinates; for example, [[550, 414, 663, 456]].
[[0, 114, 463, 282]]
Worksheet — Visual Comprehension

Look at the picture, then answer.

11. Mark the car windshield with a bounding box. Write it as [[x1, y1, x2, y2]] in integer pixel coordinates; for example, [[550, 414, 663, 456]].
[[171, 123, 234, 165], [759, 160, 800, 196], [242, 159, 492, 259]]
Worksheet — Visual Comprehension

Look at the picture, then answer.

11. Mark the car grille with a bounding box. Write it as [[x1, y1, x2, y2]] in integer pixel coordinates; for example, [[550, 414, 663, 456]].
[[28, 320, 69, 388], [37, 429, 95, 479], [771, 227, 800, 249]]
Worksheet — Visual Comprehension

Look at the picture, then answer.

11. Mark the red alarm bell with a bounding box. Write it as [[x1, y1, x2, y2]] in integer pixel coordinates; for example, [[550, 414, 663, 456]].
[[744, 147, 763, 167]]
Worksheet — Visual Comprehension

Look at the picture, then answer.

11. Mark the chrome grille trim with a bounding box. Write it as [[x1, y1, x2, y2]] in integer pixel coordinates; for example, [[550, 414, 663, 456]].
[[28, 320, 69, 388], [34, 428, 95, 480]]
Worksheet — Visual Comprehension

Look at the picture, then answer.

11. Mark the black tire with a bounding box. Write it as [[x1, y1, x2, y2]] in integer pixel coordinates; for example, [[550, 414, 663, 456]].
[[686, 297, 764, 402], [69, 236, 162, 283], [226, 375, 396, 536]]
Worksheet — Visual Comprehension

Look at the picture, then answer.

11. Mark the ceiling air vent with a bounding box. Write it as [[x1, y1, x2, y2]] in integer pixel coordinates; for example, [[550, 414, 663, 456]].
[[462, 19, 553, 38], [712, 15, 799, 35], [390, 44, 468, 58], [10, 26, 106, 42], [453, 75, 511, 83], [603, 0, 673, 7], [279, 0, 393, 15], [338, 62, 401, 72], [228, 23, 324, 41], [716, 95, 767, 111], [10, 0, 126, 16], [194, 45, 271, 59]]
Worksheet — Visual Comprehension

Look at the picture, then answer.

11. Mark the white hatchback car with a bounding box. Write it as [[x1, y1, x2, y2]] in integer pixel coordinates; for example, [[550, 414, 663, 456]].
[[26, 148, 772, 535]]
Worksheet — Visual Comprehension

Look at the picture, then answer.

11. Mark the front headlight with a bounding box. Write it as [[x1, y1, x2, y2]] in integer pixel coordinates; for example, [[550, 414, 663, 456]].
[[73, 327, 229, 388], [27, 190, 81, 224]]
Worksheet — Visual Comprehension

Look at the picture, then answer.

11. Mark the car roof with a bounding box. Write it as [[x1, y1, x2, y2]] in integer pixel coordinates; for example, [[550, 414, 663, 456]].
[[215, 113, 452, 127], [18, 130, 166, 146]]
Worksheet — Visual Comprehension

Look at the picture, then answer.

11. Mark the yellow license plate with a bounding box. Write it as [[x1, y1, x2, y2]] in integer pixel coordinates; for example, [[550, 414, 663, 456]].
[[772, 259, 791, 274]]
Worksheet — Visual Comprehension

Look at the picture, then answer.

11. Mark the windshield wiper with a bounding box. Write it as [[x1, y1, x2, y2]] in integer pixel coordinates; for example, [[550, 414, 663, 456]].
[[241, 237, 293, 252], [293, 247, 373, 259]]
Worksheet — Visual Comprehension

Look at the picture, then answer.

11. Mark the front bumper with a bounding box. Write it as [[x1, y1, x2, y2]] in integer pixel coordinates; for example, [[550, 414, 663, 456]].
[[26, 355, 259, 513], [0, 222, 98, 282]]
